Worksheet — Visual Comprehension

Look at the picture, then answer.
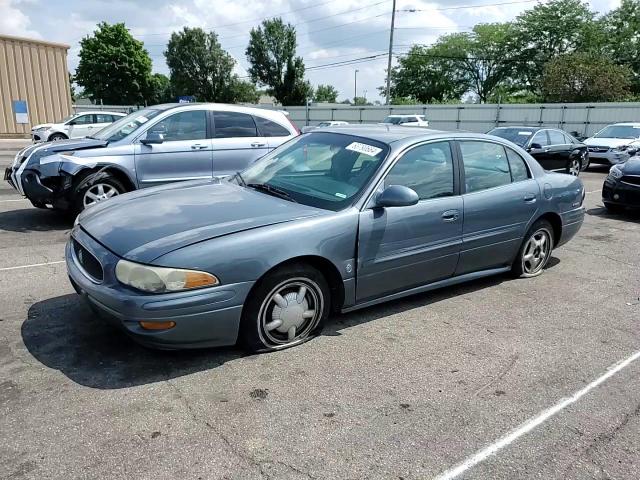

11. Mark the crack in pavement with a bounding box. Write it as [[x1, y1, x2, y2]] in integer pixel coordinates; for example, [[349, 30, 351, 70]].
[[164, 379, 315, 480], [562, 247, 640, 269], [473, 354, 519, 398]]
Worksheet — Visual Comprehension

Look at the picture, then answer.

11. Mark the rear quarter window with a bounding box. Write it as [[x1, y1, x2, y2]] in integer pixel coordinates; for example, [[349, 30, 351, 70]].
[[254, 116, 291, 137]]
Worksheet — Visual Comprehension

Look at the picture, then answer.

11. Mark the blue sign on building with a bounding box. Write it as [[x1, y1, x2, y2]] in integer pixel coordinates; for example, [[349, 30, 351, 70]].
[[178, 96, 196, 103], [12, 100, 29, 124]]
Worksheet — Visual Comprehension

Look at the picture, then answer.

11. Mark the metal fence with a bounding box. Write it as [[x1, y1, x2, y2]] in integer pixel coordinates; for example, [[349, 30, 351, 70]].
[[70, 102, 640, 138], [283, 102, 640, 137]]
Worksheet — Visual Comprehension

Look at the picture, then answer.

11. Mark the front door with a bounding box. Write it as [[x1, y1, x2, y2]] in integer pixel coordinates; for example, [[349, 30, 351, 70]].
[[134, 109, 213, 187], [211, 111, 270, 176], [66, 113, 95, 138], [357, 141, 462, 302], [457, 140, 539, 275], [527, 130, 553, 170]]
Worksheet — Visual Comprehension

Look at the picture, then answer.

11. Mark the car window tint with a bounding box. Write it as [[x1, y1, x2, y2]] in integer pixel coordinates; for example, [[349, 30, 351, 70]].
[[254, 116, 290, 137], [548, 130, 565, 145], [506, 148, 530, 182], [404, 117, 417, 123], [385, 141, 454, 200], [96, 114, 113, 123], [214, 111, 257, 138], [563, 132, 576, 144], [73, 114, 94, 125], [460, 141, 511, 193], [531, 131, 549, 146], [148, 110, 207, 141]]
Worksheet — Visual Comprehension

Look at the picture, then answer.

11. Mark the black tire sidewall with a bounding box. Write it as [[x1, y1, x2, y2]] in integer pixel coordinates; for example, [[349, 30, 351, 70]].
[[511, 219, 554, 278], [72, 174, 125, 215], [48, 133, 67, 141], [239, 263, 330, 353]]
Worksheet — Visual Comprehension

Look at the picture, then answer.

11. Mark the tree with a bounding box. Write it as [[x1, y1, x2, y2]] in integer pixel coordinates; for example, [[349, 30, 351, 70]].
[[385, 44, 469, 103], [165, 27, 237, 102], [353, 96, 371, 106], [146, 73, 172, 104], [511, 0, 601, 93], [75, 22, 152, 105], [542, 53, 632, 102], [601, 0, 640, 93], [228, 78, 261, 103], [313, 84, 339, 103], [245, 18, 312, 105], [68, 73, 76, 102]]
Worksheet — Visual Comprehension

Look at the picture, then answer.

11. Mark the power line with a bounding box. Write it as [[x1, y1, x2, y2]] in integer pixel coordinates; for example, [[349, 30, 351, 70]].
[[396, 0, 540, 13]]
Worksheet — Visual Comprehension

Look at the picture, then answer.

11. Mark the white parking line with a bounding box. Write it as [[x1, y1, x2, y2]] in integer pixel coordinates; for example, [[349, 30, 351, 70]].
[[0, 260, 65, 271], [0, 198, 28, 202], [585, 190, 601, 194], [434, 349, 640, 480]]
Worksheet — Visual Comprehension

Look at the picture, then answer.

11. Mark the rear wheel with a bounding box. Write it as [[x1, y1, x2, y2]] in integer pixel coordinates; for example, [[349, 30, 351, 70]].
[[511, 219, 554, 278], [48, 133, 67, 142], [567, 156, 581, 176], [239, 263, 330, 353]]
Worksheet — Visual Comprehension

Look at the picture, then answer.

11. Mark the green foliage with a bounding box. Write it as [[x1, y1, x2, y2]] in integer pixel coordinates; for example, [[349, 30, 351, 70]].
[[390, 96, 420, 105], [510, 0, 600, 92], [228, 78, 261, 103], [542, 53, 632, 102], [68, 73, 76, 102], [313, 84, 339, 103], [601, 0, 640, 93], [245, 18, 312, 105], [165, 27, 239, 102], [146, 73, 172, 104], [353, 96, 371, 106], [75, 22, 152, 105]]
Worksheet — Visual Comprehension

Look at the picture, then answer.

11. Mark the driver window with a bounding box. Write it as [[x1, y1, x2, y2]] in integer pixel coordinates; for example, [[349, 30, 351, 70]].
[[148, 110, 207, 142], [71, 114, 94, 125], [385, 141, 454, 200]]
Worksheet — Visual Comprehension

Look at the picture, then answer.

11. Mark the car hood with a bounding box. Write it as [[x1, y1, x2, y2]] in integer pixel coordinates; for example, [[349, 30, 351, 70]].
[[619, 156, 640, 174], [19, 137, 108, 163], [31, 123, 54, 130], [584, 137, 640, 148], [78, 180, 328, 263]]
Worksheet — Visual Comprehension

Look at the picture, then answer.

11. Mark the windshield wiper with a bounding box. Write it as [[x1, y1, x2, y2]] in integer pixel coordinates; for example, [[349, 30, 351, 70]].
[[247, 183, 297, 203], [234, 171, 246, 186]]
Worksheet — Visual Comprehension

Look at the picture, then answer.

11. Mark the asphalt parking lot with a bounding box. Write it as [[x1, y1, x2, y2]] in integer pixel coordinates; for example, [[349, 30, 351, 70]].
[[1, 146, 639, 480]]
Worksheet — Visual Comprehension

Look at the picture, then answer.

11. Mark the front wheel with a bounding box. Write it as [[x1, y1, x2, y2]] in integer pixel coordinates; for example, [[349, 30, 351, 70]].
[[511, 219, 554, 278], [73, 174, 125, 214], [48, 133, 67, 142], [567, 156, 581, 176], [239, 263, 330, 353]]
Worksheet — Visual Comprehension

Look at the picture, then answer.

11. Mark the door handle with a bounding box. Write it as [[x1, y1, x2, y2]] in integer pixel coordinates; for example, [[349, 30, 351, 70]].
[[251, 142, 267, 148], [543, 148, 550, 152], [523, 193, 537, 203], [191, 144, 208, 150], [441, 209, 459, 222]]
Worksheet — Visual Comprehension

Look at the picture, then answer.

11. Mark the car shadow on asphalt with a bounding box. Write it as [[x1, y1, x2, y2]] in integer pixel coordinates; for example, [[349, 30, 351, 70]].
[[586, 206, 640, 224], [0, 208, 72, 233], [22, 261, 560, 390]]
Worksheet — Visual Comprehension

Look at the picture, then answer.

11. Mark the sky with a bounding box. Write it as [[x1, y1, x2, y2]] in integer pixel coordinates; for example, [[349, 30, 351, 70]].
[[0, 0, 623, 103]]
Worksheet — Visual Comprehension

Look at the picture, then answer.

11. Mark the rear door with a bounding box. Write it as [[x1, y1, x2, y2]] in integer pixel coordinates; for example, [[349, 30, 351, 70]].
[[211, 111, 270, 176], [91, 113, 116, 136], [357, 140, 462, 301], [546, 129, 571, 171], [134, 109, 213, 187], [253, 114, 294, 150], [456, 140, 539, 275]]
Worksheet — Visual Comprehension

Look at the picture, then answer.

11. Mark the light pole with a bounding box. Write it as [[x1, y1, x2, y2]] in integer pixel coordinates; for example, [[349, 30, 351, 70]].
[[364, 89, 368, 102], [385, 0, 397, 105], [354, 69, 359, 103]]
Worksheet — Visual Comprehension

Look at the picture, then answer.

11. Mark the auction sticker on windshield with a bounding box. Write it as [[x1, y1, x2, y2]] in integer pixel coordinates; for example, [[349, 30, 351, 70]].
[[346, 142, 382, 157]]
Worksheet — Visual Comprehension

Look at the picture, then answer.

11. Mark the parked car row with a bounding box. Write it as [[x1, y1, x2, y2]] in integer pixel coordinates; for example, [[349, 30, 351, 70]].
[[31, 111, 126, 142]]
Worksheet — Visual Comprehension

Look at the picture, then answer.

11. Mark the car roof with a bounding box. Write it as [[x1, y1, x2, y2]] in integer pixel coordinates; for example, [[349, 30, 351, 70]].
[[318, 124, 480, 143], [491, 126, 545, 132], [74, 111, 127, 116], [609, 122, 640, 127], [150, 103, 286, 116]]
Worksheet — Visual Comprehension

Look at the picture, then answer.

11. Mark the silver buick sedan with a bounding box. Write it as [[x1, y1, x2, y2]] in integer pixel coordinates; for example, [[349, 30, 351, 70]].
[[67, 126, 585, 352]]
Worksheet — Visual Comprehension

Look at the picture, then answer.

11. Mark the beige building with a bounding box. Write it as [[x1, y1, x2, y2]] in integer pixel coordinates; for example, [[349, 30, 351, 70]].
[[0, 34, 72, 138]]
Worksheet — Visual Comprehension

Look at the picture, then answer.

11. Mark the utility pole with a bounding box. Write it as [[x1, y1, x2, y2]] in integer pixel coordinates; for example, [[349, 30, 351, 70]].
[[354, 69, 359, 103], [385, 0, 397, 105]]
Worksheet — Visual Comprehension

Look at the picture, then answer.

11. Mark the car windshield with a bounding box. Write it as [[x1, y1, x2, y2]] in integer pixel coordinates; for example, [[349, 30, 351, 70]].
[[382, 116, 404, 125], [233, 132, 389, 211], [487, 128, 535, 147], [91, 108, 163, 142], [594, 125, 640, 139], [57, 114, 77, 123]]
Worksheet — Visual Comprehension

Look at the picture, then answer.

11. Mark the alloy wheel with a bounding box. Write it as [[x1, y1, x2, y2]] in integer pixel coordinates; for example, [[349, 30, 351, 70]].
[[258, 278, 324, 348], [83, 183, 119, 207], [569, 158, 581, 176], [522, 228, 552, 275]]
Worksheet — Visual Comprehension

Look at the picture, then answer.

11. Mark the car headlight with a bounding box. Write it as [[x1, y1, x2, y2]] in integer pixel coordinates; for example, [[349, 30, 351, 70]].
[[612, 145, 630, 152], [609, 164, 623, 179], [115, 259, 219, 293]]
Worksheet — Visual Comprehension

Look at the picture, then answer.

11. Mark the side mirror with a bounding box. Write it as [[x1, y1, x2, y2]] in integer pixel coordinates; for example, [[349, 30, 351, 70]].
[[68, 120, 77, 126], [141, 132, 164, 145], [375, 185, 419, 208], [529, 142, 542, 150]]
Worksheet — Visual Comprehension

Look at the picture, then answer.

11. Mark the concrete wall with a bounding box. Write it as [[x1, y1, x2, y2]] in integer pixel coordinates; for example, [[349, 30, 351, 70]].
[[0, 34, 72, 138], [284, 102, 640, 138]]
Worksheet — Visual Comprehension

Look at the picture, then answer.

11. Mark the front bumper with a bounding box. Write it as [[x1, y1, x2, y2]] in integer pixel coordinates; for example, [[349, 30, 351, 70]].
[[602, 176, 640, 208], [66, 227, 253, 349], [587, 150, 630, 165]]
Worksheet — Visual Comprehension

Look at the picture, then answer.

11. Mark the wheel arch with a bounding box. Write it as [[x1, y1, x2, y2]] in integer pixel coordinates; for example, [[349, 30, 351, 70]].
[[536, 211, 562, 247], [251, 255, 346, 313], [47, 131, 68, 141], [68, 165, 136, 193]]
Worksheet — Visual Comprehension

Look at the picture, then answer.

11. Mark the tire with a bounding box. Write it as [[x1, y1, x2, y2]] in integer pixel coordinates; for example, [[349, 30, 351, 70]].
[[239, 263, 330, 353], [582, 153, 590, 171], [604, 202, 625, 214], [567, 156, 581, 176], [511, 219, 554, 278], [48, 133, 67, 142], [72, 173, 126, 215]]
